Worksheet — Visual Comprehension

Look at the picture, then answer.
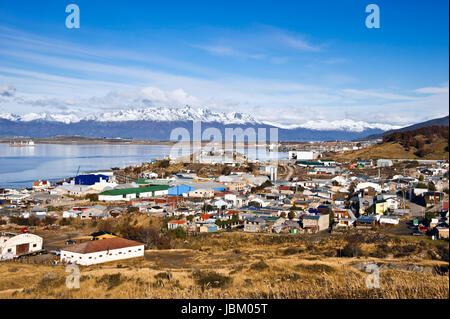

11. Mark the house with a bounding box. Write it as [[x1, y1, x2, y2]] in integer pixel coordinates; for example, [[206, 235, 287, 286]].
[[437, 227, 449, 239], [167, 220, 187, 230], [356, 215, 377, 228], [199, 224, 219, 233], [60, 237, 145, 266], [244, 217, 266, 232], [379, 215, 400, 225], [375, 200, 388, 215], [187, 188, 214, 199], [0, 233, 43, 260], [359, 198, 373, 215], [333, 208, 357, 227], [302, 214, 329, 232], [79, 205, 108, 220], [32, 180, 51, 191]]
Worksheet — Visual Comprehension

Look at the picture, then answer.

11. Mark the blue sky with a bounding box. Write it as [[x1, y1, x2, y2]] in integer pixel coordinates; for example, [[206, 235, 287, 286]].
[[0, 0, 448, 127]]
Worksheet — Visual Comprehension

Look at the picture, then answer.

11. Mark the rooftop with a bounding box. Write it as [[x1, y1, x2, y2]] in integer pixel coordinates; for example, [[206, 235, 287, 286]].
[[61, 237, 143, 254]]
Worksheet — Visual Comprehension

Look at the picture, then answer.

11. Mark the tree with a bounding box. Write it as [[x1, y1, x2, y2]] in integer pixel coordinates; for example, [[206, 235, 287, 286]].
[[288, 211, 296, 220], [419, 175, 425, 182], [280, 212, 287, 218], [329, 211, 335, 225], [428, 182, 436, 192]]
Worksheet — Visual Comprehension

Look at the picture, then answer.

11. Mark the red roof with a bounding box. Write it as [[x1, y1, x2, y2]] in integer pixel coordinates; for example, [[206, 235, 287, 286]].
[[61, 237, 143, 254], [168, 220, 186, 224], [200, 214, 211, 220]]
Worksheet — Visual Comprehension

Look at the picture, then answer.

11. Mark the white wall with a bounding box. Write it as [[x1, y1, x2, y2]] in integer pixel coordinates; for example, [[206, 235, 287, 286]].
[[60, 245, 145, 266]]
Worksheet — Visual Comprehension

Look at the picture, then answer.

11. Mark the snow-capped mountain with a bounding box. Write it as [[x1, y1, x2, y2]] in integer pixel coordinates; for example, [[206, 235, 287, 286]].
[[0, 106, 402, 141], [0, 106, 259, 125]]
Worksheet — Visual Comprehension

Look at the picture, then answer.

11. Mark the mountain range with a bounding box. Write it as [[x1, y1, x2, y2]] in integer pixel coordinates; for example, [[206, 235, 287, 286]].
[[0, 106, 443, 142], [361, 115, 449, 140]]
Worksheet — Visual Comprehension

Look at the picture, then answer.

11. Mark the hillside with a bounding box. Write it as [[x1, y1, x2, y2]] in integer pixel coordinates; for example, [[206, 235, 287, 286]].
[[362, 115, 449, 141], [332, 125, 449, 161]]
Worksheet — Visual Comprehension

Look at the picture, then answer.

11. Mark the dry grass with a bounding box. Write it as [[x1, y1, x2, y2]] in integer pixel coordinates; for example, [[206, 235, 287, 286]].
[[333, 138, 448, 161], [0, 232, 448, 299]]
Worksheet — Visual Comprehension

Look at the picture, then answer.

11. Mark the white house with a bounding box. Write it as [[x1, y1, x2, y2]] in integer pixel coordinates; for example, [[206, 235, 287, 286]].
[[60, 237, 145, 266], [0, 233, 43, 260], [379, 215, 400, 225]]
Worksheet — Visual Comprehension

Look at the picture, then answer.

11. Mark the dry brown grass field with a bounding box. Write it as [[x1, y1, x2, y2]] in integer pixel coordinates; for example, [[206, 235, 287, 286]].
[[0, 231, 448, 299], [332, 136, 448, 161]]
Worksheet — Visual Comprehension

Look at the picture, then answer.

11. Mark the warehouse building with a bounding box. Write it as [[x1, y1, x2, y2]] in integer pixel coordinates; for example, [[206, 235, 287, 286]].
[[0, 233, 43, 260], [60, 237, 145, 266], [98, 185, 170, 201]]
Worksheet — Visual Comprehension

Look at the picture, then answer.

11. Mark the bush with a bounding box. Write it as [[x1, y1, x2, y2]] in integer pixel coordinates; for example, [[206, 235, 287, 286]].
[[339, 243, 362, 257], [281, 247, 300, 255], [250, 261, 269, 271], [58, 218, 72, 226], [295, 263, 335, 273], [96, 273, 124, 290], [436, 245, 449, 262], [154, 272, 172, 281], [193, 271, 231, 288]]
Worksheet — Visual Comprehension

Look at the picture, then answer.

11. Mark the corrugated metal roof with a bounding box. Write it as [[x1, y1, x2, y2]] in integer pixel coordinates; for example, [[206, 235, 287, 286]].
[[61, 237, 143, 254], [100, 185, 169, 196]]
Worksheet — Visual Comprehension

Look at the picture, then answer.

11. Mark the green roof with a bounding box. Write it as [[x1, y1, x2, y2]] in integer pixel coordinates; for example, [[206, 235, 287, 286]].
[[296, 161, 324, 166], [100, 185, 170, 196]]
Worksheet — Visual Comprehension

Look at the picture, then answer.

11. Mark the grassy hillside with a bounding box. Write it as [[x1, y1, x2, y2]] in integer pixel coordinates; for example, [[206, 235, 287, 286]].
[[0, 231, 448, 299], [334, 126, 449, 161]]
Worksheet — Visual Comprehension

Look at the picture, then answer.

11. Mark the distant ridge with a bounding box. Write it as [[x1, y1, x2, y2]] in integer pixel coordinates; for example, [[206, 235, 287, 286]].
[[361, 115, 449, 140]]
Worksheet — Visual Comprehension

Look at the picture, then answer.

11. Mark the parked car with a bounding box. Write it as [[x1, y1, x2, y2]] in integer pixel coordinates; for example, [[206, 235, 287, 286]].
[[65, 239, 76, 245]]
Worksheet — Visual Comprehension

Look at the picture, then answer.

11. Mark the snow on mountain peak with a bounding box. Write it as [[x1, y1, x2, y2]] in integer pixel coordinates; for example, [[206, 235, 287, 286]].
[[0, 107, 402, 132], [264, 119, 402, 132], [0, 106, 259, 125]]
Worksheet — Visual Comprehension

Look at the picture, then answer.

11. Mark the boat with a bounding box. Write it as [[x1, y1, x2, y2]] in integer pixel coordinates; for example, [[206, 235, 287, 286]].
[[9, 140, 35, 147]]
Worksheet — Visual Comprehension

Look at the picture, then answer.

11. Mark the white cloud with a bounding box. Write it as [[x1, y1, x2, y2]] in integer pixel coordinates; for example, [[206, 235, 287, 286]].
[[0, 85, 15, 97]]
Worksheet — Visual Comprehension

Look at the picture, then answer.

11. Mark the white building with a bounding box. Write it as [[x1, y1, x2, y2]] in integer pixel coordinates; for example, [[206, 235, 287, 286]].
[[377, 159, 393, 167], [60, 237, 144, 266], [288, 151, 321, 160], [0, 233, 43, 260]]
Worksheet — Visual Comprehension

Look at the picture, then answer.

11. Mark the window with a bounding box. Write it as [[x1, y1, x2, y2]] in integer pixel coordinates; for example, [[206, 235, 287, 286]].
[[33, 244, 37, 247]]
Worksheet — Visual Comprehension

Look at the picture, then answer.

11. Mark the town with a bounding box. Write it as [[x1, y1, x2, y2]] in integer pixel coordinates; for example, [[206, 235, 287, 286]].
[[0, 143, 448, 298]]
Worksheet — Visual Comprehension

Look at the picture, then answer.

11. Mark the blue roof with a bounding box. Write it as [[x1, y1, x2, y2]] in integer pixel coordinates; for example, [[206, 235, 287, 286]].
[[74, 174, 109, 185], [357, 216, 376, 222], [168, 184, 196, 196]]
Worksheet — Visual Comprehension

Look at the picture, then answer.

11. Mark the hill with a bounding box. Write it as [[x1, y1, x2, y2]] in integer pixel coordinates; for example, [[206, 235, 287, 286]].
[[361, 115, 449, 141], [332, 125, 449, 161]]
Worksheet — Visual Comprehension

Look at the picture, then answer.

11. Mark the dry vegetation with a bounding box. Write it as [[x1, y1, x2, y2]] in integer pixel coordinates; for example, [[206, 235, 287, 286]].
[[0, 231, 448, 299], [332, 126, 449, 161]]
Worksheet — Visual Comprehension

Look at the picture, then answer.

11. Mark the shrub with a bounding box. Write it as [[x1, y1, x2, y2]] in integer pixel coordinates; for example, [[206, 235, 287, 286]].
[[295, 263, 335, 273], [282, 247, 300, 255], [37, 273, 65, 290], [250, 261, 269, 271], [96, 273, 124, 290], [339, 243, 362, 257], [154, 272, 172, 281], [193, 271, 231, 288]]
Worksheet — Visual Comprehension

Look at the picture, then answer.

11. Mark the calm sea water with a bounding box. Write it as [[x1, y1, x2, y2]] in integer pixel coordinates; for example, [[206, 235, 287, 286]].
[[0, 143, 287, 188]]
